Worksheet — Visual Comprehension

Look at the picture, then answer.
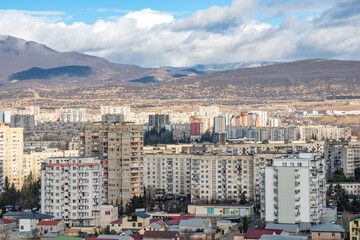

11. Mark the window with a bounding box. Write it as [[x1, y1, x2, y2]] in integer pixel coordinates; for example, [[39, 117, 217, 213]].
[[282, 162, 287, 167], [224, 208, 230, 215], [105, 211, 111, 215], [318, 233, 321, 236], [297, 163, 302, 167], [207, 208, 214, 215], [332, 233, 335, 237], [290, 162, 294, 167]]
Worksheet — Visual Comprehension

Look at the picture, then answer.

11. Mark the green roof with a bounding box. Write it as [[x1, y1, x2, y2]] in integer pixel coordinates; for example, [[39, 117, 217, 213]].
[[349, 215, 360, 222], [51, 236, 83, 240]]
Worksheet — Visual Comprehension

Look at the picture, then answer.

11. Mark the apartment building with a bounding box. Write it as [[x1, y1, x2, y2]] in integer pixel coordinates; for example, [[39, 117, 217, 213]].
[[0, 124, 24, 190], [23, 149, 78, 180], [79, 122, 144, 204], [40, 157, 103, 227], [10, 114, 35, 130], [261, 153, 326, 225], [325, 140, 360, 177], [143, 154, 191, 198], [149, 114, 170, 132], [101, 106, 131, 121], [326, 182, 360, 195], [57, 109, 86, 122]]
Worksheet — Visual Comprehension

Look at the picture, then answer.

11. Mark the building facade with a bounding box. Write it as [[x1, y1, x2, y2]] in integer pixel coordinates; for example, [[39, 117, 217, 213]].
[[261, 153, 326, 225], [0, 124, 24, 190], [79, 122, 144, 204], [40, 157, 103, 227]]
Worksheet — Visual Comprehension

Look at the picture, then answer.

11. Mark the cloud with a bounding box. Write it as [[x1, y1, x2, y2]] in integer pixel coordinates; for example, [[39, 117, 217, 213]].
[[0, 0, 359, 67]]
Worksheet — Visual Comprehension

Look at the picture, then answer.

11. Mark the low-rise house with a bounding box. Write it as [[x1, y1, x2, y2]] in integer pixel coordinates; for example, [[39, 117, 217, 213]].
[[99, 205, 118, 229], [36, 220, 65, 235], [178, 219, 211, 232], [139, 220, 169, 234], [121, 212, 150, 231], [260, 235, 307, 240], [311, 223, 345, 240], [349, 214, 360, 240], [0, 218, 16, 233], [19, 213, 54, 232], [187, 204, 254, 217], [235, 229, 285, 240], [143, 231, 179, 240], [110, 219, 122, 233], [265, 224, 299, 235], [87, 235, 134, 240]]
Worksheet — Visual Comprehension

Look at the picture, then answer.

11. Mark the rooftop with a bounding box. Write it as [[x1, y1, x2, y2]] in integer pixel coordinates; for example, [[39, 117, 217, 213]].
[[311, 223, 345, 233], [265, 223, 299, 233], [37, 220, 61, 226], [244, 229, 284, 239], [143, 231, 178, 239]]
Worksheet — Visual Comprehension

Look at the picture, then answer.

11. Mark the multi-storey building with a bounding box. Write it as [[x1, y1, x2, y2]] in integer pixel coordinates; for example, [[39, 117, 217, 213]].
[[0, 124, 24, 190], [79, 122, 144, 204], [58, 109, 86, 122], [148, 114, 170, 132], [143, 149, 287, 204], [101, 106, 131, 121], [10, 114, 35, 130], [261, 153, 326, 225], [143, 154, 191, 198], [23, 149, 78, 180], [214, 116, 226, 133], [40, 157, 103, 227], [324, 139, 360, 177]]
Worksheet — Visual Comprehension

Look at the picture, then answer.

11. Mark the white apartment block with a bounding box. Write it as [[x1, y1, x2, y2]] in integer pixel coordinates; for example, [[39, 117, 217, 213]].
[[214, 116, 226, 133], [101, 106, 131, 121], [143, 154, 191, 198], [41, 157, 103, 227], [59, 109, 86, 122], [261, 153, 326, 225], [0, 124, 24, 190]]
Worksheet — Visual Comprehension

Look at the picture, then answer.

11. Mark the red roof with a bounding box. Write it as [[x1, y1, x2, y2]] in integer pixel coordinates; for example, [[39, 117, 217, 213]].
[[150, 218, 162, 224], [143, 231, 178, 239], [0, 218, 15, 224], [37, 220, 61, 226], [234, 233, 246, 236], [110, 218, 123, 224], [166, 215, 194, 225], [244, 229, 283, 239], [131, 234, 144, 240]]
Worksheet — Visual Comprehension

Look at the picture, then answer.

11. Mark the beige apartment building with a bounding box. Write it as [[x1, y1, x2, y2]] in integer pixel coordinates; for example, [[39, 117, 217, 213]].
[[0, 124, 24, 190], [143, 154, 191, 198], [143, 150, 287, 203], [79, 122, 144, 204], [23, 149, 78, 180]]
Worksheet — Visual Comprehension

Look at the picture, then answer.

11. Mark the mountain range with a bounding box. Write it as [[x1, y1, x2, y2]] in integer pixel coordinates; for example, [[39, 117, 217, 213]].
[[1, 35, 360, 107]]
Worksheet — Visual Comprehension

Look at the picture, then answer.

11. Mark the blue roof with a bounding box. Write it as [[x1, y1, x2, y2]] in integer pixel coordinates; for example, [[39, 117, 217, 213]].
[[266, 223, 299, 233], [19, 213, 53, 219], [179, 219, 205, 228], [133, 212, 150, 218], [260, 235, 307, 240], [311, 223, 345, 233]]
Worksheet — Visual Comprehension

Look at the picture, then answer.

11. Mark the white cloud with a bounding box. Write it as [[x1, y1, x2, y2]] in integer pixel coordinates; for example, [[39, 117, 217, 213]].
[[0, 0, 359, 67]]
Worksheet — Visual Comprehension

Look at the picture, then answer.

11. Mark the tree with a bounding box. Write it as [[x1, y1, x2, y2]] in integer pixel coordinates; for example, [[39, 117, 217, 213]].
[[239, 192, 248, 204], [355, 168, 360, 180], [242, 216, 249, 233]]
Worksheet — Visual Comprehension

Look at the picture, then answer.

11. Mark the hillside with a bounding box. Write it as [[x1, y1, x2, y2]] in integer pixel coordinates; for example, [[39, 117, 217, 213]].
[[1, 36, 360, 108], [0, 35, 194, 90]]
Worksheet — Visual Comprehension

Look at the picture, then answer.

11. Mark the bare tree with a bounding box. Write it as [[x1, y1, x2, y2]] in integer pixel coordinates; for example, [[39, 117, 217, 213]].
[[340, 211, 350, 240], [0, 233, 11, 240]]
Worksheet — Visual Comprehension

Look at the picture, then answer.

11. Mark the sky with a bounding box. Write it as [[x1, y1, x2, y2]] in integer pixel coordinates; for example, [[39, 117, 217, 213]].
[[0, 0, 359, 67]]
